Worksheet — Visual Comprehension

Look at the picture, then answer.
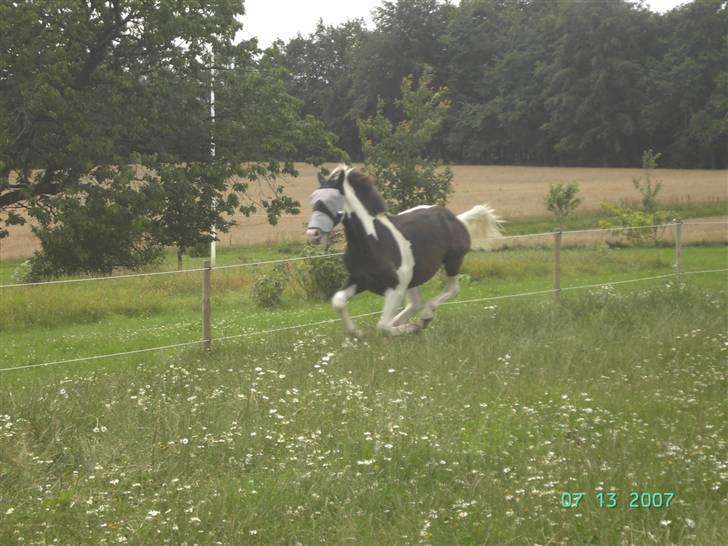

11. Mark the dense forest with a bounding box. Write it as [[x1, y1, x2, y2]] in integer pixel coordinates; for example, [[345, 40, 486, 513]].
[[272, 0, 728, 168]]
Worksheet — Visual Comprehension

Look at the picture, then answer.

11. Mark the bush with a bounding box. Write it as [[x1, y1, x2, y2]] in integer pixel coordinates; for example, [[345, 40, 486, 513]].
[[599, 205, 676, 245], [11, 258, 46, 284], [252, 263, 289, 308], [295, 239, 348, 300], [188, 241, 210, 258], [28, 166, 163, 278]]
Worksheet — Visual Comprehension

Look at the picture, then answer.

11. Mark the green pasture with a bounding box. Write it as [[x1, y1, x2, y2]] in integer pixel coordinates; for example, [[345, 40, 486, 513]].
[[1, 245, 726, 372], [1, 281, 726, 544], [1, 213, 727, 545]]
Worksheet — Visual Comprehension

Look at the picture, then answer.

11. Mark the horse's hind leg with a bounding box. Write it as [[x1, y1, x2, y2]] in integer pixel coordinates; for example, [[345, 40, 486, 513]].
[[392, 287, 424, 327], [421, 275, 460, 328], [377, 287, 420, 336], [332, 282, 363, 338]]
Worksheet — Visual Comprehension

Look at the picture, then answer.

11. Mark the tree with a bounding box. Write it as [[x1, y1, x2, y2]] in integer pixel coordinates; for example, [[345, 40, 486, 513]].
[[442, 0, 559, 164], [0, 0, 343, 274], [349, 1, 453, 140], [641, 0, 728, 168], [632, 149, 663, 213], [545, 182, 582, 229], [275, 19, 366, 160], [26, 166, 164, 278], [358, 67, 453, 213], [542, 1, 652, 166], [144, 162, 240, 270]]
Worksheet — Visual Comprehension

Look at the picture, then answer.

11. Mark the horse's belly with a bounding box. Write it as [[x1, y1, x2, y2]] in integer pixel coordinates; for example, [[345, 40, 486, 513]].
[[409, 256, 446, 288]]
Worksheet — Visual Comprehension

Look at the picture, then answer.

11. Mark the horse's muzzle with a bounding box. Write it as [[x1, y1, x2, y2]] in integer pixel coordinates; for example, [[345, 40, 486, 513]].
[[306, 228, 323, 244]]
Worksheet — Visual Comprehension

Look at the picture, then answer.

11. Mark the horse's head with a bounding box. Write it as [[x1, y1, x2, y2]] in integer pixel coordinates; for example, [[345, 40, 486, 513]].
[[306, 167, 346, 245]]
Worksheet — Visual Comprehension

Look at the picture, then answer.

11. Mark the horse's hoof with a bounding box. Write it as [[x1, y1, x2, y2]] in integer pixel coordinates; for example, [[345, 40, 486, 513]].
[[349, 329, 365, 340], [399, 323, 421, 335], [420, 318, 433, 329]]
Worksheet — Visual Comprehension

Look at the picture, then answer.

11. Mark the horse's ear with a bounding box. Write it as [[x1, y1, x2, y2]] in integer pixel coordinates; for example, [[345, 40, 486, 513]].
[[317, 173, 327, 186], [334, 169, 345, 189]]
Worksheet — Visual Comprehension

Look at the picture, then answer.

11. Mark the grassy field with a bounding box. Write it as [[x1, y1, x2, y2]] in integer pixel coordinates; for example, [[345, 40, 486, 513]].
[[1, 244, 726, 370], [1, 203, 727, 544], [1, 283, 726, 544]]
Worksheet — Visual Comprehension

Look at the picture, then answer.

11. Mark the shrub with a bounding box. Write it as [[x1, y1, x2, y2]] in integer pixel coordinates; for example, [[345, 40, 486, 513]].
[[599, 205, 676, 245], [545, 182, 582, 229], [252, 263, 288, 308], [295, 238, 348, 300]]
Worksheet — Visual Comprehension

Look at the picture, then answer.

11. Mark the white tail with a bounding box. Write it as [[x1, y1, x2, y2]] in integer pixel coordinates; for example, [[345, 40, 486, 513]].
[[457, 204, 504, 250]]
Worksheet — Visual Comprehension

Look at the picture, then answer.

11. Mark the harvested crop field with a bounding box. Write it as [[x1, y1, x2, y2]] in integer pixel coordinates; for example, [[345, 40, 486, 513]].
[[1, 165, 725, 260]]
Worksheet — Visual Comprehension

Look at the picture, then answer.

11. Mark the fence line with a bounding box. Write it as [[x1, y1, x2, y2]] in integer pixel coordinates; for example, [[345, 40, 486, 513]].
[[0, 340, 202, 373], [212, 253, 344, 271], [3, 221, 725, 290], [2, 267, 726, 375], [0, 253, 342, 289]]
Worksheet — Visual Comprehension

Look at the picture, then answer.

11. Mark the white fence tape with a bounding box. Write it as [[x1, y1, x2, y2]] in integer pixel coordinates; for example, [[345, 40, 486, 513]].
[[2, 268, 725, 374]]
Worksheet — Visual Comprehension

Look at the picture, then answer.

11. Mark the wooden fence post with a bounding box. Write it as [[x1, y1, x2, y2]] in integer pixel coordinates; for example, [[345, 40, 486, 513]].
[[202, 260, 212, 351], [674, 220, 683, 284], [553, 229, 562, 301]]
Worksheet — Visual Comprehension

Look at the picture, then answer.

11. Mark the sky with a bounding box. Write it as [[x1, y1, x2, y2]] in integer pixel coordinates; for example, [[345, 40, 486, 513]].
[[239, 0, 690, 49]]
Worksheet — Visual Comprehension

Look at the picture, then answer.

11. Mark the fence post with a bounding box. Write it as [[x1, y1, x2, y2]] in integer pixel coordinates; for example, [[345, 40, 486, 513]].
[[553, 229, 562, 301], [674, 220, 683, 284], [202, 260, 212, 351]]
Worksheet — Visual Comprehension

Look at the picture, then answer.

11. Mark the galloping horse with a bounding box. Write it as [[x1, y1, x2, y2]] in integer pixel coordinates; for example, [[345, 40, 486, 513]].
[[306, 165, 502, 337]]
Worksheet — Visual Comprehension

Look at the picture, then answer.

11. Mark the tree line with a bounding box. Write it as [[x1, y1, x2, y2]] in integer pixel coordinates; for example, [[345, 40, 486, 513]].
[[273, 0, 727, 169]]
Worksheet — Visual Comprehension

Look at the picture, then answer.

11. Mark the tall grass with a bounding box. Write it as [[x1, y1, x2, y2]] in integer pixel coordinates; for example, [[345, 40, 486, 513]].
[[1, 286, 726, 544], [1, 246, 725, 372]]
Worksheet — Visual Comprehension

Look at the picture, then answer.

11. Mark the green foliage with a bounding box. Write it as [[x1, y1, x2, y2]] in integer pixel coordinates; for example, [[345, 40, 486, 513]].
[[599, 205, 676, 246], [142, 161, 240, 269], [276, 0, 727, 169], [358, 66, 453, 213], [601, 150, 676, 245], [545, 182, 583, 229], [632, 149, 663, 213], [0, 0, 343, 273], [252, 264, 289, 309], [27, 166, 163, 277], [295, 238, 348, 301], [275, 20, 367, 159]]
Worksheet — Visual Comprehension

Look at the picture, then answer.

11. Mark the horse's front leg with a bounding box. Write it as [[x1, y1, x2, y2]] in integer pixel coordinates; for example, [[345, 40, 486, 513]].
[[377, 287, 420, 336], [331, 281, 363, 338]]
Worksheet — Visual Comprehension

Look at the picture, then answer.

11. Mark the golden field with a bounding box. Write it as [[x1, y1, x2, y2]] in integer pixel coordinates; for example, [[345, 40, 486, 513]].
[[1, 164, 726, 260]]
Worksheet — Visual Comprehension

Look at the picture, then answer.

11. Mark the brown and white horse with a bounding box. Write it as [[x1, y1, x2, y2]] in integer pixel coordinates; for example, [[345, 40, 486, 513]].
[[306, 165, 502, 337]]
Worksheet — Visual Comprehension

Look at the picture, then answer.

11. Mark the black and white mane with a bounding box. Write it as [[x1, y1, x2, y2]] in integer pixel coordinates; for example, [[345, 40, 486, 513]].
[[306, 165, 502, 337]]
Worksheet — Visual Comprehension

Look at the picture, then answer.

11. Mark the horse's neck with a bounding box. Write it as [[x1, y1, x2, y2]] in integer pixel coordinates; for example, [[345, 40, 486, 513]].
[[343, 213, 386, 249]]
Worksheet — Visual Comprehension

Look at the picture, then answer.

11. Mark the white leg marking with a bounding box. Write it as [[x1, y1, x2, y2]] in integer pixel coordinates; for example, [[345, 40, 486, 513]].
[[421, 275, 460, 325], [378, 287, 421, 336], [331, 284, 362, 338], [392, 287, 424, 327]]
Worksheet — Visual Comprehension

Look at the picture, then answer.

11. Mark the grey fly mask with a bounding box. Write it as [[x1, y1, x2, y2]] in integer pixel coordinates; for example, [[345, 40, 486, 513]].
[[306, 187, 344, 244]]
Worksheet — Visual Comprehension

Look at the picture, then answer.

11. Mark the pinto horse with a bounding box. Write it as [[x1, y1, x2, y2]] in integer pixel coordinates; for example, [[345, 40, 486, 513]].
[[306, 165, 502, 337]]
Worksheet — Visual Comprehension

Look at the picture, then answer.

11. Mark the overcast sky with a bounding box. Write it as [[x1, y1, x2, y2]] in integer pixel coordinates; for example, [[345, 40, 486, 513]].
[[239, 0, 690, 49]]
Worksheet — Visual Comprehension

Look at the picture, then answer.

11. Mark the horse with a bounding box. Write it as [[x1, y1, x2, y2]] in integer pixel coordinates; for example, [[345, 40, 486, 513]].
[[305, 165, 502, 337]]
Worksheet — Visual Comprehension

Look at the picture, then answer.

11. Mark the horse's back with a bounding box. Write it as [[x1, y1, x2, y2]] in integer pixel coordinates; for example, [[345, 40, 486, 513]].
[[390, 206, 470, 285]]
